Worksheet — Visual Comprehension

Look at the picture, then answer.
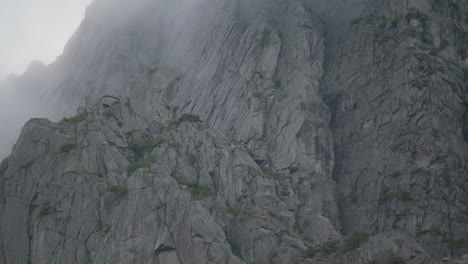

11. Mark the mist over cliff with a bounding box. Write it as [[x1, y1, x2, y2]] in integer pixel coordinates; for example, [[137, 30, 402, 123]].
[[0, 0, 360, 160], [0, 0, 208, 159], [1, 0, 468, 263], [0, 61, 55, 159]]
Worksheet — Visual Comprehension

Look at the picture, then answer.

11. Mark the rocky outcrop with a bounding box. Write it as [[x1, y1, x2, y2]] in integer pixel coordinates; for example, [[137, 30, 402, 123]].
[[0, 96, 334, 264], [1, 0, 468, 263]]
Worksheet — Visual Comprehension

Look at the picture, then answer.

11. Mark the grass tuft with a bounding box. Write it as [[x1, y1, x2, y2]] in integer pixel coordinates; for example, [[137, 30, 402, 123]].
[[227, 239, 241, 256], [128, 138, 165, 158], [224, 207, 243, 217], [59, 144, 76, 154], [61, 115, 85, 124], [39, 203, 52, 218], [416, 227, 446, 237], [103, 224, 112, 233], [171, 114, 203, 126], [303, 240, 340, 258], [260, 166, 280, 180], [188, 183, 213, 199], [188, 153, 199, 167], [108, 185, 128, 200], [379, 187, 414, 202], [128, 157, 153, 175], [379, 254, 406, 264], [342, 232, 369, 252]]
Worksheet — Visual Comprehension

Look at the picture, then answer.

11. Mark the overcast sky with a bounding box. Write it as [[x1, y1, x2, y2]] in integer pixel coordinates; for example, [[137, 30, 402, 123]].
[[0, 0, 92, 79]]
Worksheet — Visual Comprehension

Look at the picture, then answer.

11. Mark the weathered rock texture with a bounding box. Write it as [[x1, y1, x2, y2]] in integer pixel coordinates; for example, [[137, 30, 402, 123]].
[[1, 0, 468, 263], [322, 0, 468, 261]]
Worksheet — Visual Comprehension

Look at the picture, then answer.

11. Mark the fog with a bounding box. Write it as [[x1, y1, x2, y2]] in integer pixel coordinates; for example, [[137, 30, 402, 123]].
[[0, 0, 91, 159], [0, 0, 206, 160], [0, 78, 51, 159], [0, 0, 215, 160], [0, 0, 354, 160], [0, 0, 92, 78]]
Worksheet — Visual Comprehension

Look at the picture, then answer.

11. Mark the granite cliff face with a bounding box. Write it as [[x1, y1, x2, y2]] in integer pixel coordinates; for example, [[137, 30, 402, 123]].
[[1, 0, 468, 263]]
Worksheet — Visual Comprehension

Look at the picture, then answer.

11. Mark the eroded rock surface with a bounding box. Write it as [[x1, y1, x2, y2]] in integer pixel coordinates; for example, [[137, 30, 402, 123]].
[[1, 0, 468, 263], [0, 97, 335, 264]]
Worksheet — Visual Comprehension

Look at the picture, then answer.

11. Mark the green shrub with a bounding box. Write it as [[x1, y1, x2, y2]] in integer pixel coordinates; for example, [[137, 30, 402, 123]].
[[227, 239, 241, 256], [128, 157, 153, 175], [172, 114, 203, 126], [128, 138, 165, 158], [108, 185, 128, 199], [127, 138, 161, 174], [61, 115, 84, 124], [389, 17, 401, 28], [188, 153, 199, 167], [379, 187, 414, 202], [342, 232, 369, 252], [59, 144, 76, 153], [280, 188, 289, 197], [304, 240, 340, 258], [39, 203, 52, 218], [449, 238, 466, 249], [186, 183, 213, 200], [260, 166, 280, 180], [381, 254, 406, 264], [379, 187, 397, 202], [103, 224, 112, 233], [349, 15, 401, 27], [349, 15, 364, 25], [238, 215, 253, 223], [224, 207, 243, 216], [253, 92, 264, 98], [416, 227, 446, 237], [399, 191, 414, 202], [390, 171, 402, 178]]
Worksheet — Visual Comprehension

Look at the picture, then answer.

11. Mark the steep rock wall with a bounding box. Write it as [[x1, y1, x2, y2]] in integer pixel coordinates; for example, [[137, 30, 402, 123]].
[[321, 0, 468, 259], [1, 0, 468, 263]]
